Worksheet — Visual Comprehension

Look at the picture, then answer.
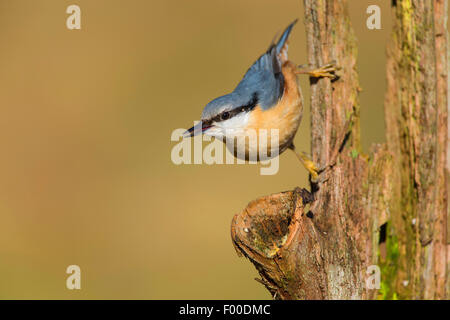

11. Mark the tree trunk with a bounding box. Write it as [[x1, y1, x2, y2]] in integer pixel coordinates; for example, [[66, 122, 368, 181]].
[[383, 0, 449, 299], [231, 0, 449, 300]]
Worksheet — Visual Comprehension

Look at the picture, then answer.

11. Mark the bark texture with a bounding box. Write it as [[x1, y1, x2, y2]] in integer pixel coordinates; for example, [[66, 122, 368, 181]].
[[231, 0, 449, 299], [384, 0, 449, 299]]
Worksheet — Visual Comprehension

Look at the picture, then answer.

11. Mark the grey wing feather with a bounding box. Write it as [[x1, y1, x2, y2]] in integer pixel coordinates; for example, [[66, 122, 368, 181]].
[[233, 20, 297, 110], [233, 45, 283, 110]]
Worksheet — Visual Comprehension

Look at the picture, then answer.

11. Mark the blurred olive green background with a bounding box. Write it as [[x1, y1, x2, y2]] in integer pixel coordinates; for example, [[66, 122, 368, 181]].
[[0, 0, 392, 299]]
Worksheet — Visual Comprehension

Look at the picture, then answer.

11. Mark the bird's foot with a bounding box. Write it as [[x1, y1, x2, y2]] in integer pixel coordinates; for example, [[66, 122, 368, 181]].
[[294, 151, 319, 182], [301, 154, 319, 182], [296, 62, 339, 80], [289, 144, 320, 181]]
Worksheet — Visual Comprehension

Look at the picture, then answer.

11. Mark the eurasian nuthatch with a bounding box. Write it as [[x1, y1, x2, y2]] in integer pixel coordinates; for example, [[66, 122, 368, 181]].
[[185, 20, 336, 179]]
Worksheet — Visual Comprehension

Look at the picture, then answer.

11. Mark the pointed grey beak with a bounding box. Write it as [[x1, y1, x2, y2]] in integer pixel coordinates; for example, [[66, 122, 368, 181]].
[[183, 121, 212, 138]]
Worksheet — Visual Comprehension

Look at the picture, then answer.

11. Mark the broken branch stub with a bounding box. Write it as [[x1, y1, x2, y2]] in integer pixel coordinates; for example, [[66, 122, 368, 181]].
[[231, 188, 326, 300]]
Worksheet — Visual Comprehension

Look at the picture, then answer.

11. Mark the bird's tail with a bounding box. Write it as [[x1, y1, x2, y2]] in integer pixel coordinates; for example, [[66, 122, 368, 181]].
[[276, 19, 298, 63]]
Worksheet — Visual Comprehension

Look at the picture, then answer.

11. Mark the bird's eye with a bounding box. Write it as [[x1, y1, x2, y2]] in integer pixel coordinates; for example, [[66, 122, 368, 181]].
[[221, 111, 230, 121]]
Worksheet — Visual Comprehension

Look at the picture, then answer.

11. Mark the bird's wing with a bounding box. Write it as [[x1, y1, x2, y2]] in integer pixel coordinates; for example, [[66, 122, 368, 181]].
[[233, 46, 283, 110], [233, 20, 297, 110]]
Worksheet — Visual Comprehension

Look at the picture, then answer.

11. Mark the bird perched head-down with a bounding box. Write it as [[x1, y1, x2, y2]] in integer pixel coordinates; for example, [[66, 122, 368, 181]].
[[185, 20, 332, 178]]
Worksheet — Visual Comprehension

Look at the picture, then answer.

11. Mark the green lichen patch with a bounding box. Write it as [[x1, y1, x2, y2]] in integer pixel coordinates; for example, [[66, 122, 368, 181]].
[[378, 224, 400, 300]]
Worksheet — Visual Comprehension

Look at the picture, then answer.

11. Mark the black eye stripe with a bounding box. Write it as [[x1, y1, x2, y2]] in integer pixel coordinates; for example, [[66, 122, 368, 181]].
[[210, 93, 259, 124]]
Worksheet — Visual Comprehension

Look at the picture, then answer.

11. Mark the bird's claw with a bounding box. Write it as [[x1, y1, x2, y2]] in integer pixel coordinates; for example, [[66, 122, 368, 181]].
[[302, 156, 319, 182], [296, 62, 340, 80], [293, 151, 319, 182], [308, 63, 338, 79]]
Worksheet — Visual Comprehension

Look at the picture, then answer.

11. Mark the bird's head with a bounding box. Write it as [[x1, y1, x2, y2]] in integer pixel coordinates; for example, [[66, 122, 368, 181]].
[[184, 92, 259, 140]]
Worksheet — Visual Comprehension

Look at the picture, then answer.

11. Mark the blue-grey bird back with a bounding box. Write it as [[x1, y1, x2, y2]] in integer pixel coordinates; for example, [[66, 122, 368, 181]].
[[201, 20, 297, 119]]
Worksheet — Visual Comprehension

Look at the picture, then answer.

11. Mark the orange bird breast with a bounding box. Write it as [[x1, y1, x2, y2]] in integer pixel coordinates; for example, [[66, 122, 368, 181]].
[[244, 61, 303, 157]]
